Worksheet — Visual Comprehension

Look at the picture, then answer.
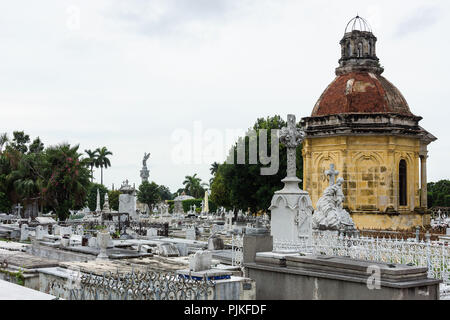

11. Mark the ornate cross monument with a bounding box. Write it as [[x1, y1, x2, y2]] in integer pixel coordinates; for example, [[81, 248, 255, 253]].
[[325, 164, 339, 186], [15, 203, 23, 219], [269, 114, 314, 244]]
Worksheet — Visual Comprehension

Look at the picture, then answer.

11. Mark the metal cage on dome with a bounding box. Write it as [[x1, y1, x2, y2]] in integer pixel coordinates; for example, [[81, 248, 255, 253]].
[[344, 15, 372, 33]]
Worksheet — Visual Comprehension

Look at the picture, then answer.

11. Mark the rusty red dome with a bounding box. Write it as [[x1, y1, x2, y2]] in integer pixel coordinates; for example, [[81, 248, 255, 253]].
[[311, 72, 415, 117]]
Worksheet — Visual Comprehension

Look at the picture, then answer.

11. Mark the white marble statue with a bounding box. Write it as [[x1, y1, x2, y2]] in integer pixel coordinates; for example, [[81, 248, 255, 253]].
[[312, 178, 355, 231]]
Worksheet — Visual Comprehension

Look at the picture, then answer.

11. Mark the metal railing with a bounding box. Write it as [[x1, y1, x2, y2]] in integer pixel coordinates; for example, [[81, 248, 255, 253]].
[[274, 231, 450, 287], [61, 269, 216, 300]]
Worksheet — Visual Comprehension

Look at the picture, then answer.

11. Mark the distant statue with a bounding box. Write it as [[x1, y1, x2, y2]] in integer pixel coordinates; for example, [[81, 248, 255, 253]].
[[143, 153, 150, 167], [312, 178, 355, 231]]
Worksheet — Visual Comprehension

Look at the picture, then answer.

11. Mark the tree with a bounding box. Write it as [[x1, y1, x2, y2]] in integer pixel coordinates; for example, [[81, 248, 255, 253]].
[[183, 174, 206, 198], [95, 147, 112, 185], [158, 185, 173, 201], [210, 115, 303, 214], [41, 143, 90, 220], [0, 192, 10, 213], [9, 131, 30, 154], [29, 137, 44, 154], [137, 181, 161, 209], [84, 149, 98, 182], [108, 189, 121, 211], [427, 180, 450, 208], [0, 133, 8, 153], [86, 183, 109, 212]]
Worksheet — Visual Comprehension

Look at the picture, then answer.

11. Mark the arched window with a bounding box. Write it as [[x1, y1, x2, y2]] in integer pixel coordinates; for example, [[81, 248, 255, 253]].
[[347, 42, 351, 57], [368, 41, 372, 55], [357, 43, 363, 57], [399, 160, 407, 206]]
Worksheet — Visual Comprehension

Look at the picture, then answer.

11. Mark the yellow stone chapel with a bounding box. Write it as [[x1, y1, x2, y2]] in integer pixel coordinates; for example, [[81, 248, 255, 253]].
[[300, 17, 437, 231]]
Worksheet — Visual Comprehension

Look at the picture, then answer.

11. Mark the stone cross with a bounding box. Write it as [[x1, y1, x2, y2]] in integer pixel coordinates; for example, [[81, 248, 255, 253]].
[[279, 114, 305, 178], [325, 164, 339, 186], [15, 203, 23, 219]]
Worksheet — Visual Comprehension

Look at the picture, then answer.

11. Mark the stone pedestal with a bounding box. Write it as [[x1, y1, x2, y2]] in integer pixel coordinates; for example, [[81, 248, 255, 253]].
[[119, 194, 136, 219], [269, 177, 313, 243], [246, 253, 442, 300], [96, 231, 110, 260]]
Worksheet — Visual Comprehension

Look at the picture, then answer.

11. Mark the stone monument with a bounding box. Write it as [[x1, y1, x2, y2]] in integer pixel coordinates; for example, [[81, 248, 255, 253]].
[[269, 114, 313, 242], [312, 166, 356, 232], [140, 152, 150, 183], [118, 180, 137, 220], [95, 189, 101, 214], [102, 193, 110, 212]]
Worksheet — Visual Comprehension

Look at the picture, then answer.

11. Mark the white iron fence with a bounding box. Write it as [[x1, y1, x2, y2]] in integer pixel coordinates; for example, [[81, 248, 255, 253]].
[[50, 270, 216, 300], [274, 232, 450, 289]]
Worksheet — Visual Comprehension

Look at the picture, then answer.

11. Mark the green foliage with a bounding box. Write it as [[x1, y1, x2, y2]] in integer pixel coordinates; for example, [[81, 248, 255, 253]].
[[41, 143, 91, 220], [9, 131, 30, 154], [95, 147, 112, 185], [87, 183, 109, 211], [108, 190, 121, 211], [69, 214, 85, 220], [182, 174, 207, 198], [166, 200, 174, 213], [0, 192, 11, 213], [84, 149, 99, 182], [182, 199, 203, 213], [428, 180, 450, 207], [137, 181, 160, 208], [0, 131, 110, 220], [210, 115, 302, 214], [158, 185, 173, 201]]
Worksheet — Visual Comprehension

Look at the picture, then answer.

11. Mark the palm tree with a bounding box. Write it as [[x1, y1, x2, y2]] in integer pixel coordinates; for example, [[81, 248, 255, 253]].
[[0, 133, 8, 153], [183, 174, 206, 198], [210, 162, 219, 175], [84, 149, 98, 182], [95, 147, 112, 185]]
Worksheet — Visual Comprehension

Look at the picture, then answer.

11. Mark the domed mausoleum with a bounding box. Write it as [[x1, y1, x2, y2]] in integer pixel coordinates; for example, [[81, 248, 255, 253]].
[[300, 16, 437, 230]]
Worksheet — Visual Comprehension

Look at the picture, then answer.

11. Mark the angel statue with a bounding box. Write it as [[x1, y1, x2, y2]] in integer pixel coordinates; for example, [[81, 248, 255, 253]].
[[143, 152, 150, 167]]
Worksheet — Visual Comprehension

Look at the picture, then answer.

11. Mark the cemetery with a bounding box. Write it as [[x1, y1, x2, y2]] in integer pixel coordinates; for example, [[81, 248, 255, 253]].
[[0, 12, 449, 302]]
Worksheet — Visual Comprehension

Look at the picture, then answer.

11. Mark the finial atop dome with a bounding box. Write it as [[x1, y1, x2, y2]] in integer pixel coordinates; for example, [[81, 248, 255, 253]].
[[344, 15, 372, 34], [336, 16, 383, 76]]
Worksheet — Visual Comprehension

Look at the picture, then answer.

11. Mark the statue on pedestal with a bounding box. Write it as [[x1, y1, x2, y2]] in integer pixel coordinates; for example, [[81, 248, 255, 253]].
[[312, 167, 356, 231], [140, 152, 150, 183]]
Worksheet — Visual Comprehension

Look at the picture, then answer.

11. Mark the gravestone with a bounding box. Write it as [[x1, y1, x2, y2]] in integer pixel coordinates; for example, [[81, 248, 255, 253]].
[[96, 231, 110, 260], [59, 226, 72, 237], [35, 225, 48, 240], [175, 243, 189, 256], [189, 250, 212, 272], [53, 225, 61, 236], [146, 228, 158, 238], [185, 226, 196, 240], [20, 224, 29, 241], [88, 237, 97, 248], [208, 235, 225, 250], [76, 225, 84, 236], [158, 243, 179, 257], [35, 217, 56, 225], [270, 114, 313, 243], [225, 211, 234, 231], [211, 224, 223, 234]]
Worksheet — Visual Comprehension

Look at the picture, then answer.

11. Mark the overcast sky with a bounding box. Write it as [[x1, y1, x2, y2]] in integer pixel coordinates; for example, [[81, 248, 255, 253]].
[[1, 0, 449, 192]]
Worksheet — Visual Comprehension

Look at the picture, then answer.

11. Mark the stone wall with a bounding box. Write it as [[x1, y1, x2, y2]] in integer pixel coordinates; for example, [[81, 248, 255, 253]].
[[302, 135, 427, 230]]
